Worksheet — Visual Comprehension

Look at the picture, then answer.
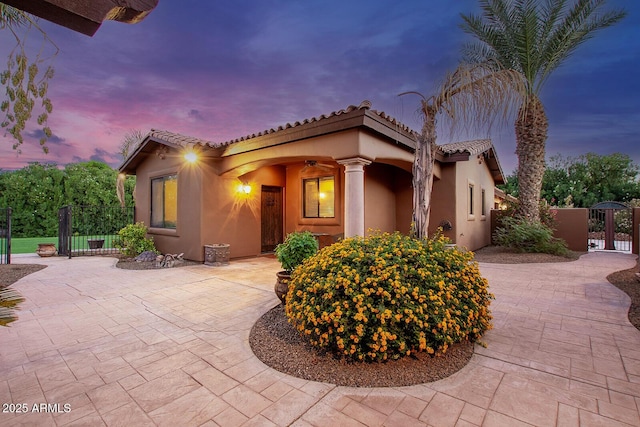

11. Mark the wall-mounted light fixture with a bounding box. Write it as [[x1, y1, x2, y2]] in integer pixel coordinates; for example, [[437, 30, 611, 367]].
[[237, 182, 251, 194], [184, 151, 198, 163]]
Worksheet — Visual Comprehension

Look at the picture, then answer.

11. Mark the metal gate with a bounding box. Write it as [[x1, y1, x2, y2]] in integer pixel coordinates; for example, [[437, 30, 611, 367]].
[[58, 206, 72, 257], [58, 205, 135, 258], [588, 201, 632, 252], [0, 207, 11, 264]]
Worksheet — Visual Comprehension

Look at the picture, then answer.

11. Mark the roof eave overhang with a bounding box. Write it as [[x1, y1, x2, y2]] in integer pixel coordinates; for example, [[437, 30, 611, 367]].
[[2, 0, 158, 36], [118, 134, 188, 174], [222, 109, 416, 157], [486, 147, 506, 185], [437, 146, 506, 185]]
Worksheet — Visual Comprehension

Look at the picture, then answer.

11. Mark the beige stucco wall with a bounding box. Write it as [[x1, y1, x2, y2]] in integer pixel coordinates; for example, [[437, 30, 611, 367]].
[[200, 165, 286, 260], [453, 158, 495, 251], [284, 163, 344, 237], [364, 163, 413, 234], [134, 148, 205, 261], [136, 151, 289, 261], [364, 163, 396, 233], [429, 163, 457, 242], [394, 170, 413, 235]]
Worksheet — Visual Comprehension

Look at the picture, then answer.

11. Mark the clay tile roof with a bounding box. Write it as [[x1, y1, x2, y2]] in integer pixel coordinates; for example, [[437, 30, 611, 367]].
[[369, 109, 416, 136], [148, 129, 227, 148], [221, 100, 415, 144], [438, 139, 505, 184], [438, 139, 493, 156]]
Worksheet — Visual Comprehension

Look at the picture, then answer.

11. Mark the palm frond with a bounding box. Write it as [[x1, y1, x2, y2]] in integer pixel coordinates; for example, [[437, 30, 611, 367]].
[[538, 0, 626, 91], [431, 62, 526, 137], [513, 0, 540, 84], [461, 41, 496, 65], [0, 4, 31, 29], [539, 0, 568, 48], [0, 286, 25, 327], [462, 0, 626, 95]]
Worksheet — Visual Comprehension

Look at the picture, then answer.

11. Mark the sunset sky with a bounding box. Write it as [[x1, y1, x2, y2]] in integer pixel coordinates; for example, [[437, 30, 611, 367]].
[[0, 0, 638, 174]]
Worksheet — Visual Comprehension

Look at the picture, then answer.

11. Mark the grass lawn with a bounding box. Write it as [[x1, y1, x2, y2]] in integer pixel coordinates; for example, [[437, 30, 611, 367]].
[[9, 236, 118, 254]]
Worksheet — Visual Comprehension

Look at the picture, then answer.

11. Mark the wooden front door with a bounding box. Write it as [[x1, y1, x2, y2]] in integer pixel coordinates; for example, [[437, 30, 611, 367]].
[[261, 186, 283, 252]]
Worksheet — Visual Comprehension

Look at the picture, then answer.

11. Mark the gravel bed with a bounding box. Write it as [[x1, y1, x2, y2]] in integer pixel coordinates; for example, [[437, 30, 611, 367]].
[[607, 265, 640, 331], [0, 264, 47, 287], [249, 304, 474, 387], [472, 245, 583, 263]]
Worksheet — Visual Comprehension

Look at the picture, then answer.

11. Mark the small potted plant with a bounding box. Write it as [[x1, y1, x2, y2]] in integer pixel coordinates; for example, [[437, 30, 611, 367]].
[[274, 231, 318, 303]]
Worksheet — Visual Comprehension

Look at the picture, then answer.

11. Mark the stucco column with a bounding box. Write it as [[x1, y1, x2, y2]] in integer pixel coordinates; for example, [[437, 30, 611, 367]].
[[337, 157, 371, 237]]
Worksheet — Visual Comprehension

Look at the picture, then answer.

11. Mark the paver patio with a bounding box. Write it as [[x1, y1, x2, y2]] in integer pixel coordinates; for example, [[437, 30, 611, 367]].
[[1, 251, 639, 426]]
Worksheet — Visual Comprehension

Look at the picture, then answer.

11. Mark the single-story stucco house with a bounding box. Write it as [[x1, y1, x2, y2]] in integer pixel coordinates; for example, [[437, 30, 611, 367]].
[[119, 101, 505, 261]]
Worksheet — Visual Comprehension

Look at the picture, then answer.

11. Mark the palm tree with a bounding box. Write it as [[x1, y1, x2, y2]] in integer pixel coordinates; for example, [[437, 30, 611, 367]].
[[406, 62, 525, 239], [460, 0, 626, 222]]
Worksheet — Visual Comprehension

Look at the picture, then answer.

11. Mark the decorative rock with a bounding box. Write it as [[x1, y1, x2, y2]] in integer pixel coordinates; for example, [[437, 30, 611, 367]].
[[156, 253, 184, 268], [134, 251, 158, 262]]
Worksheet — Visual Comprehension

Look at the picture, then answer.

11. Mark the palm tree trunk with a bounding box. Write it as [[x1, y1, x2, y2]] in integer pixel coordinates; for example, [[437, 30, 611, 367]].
[[412, 105, 437, 239], [515, 95, 548, 223], [117, 173, 126, 207]]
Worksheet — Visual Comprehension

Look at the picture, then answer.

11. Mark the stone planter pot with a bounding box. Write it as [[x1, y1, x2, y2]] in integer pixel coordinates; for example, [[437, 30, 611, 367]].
[[274, 271, 291, 303], [204, 243, 230, 266], [87, 239, 105, 250], [36, 243, 57, 257]]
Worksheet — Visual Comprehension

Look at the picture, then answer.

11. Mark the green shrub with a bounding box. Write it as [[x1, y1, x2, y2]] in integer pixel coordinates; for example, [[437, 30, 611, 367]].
[[614, 200, 638, 235], [113, 222, 156, 257], [498, 199, 557, 229], [275, 231, 318, 272], [285, 231, 493, 362], [493, 216, 569, 255]]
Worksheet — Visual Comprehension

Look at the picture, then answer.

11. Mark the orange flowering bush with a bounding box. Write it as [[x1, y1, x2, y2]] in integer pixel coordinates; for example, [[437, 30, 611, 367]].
[[284, 231, 493, 362]]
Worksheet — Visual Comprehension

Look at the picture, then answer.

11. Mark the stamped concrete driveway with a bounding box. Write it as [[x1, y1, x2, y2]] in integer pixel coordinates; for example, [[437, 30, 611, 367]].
[[0, 252, 639, 426]]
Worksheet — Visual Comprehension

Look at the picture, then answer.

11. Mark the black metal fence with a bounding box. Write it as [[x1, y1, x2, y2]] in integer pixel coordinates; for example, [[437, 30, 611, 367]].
[[0, 207, 11, 264], [58, 205, 135, 258], [588, 202, 632, 252]]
